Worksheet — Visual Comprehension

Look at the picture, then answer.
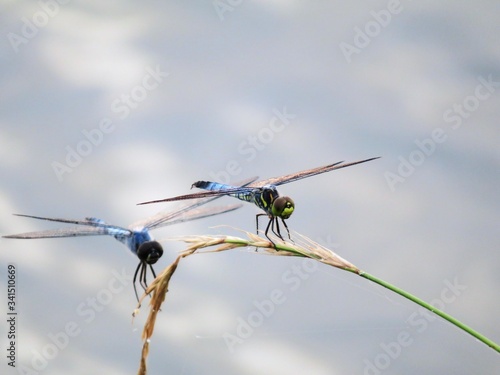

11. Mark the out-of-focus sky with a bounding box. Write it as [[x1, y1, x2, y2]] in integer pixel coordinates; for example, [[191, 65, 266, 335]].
[[1, 1, 499, 374]]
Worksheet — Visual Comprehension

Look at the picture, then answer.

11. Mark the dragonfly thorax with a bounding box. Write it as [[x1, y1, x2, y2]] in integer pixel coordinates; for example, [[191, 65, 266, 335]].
[[271, 196, 295, 219], [256, 186, 295, 219], [254, 185, 280, 213], [137, 241, 163, 265]]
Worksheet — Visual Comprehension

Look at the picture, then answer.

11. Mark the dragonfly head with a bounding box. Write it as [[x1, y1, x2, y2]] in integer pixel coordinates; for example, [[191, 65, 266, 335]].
[[137, 241, 164, 265], [272, 196, 295, 219]]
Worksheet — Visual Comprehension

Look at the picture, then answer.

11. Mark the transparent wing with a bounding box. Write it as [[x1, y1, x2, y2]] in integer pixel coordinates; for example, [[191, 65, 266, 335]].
[[133, 203, 243, 230], [132, 194, 245, 229], [3, 226, 114, 239], [3, 214, 131, 239], [137, 176, 258, 206], [249, 157, 380, 187], [137, 187, 252, 205], [137, 158, 380, 206]]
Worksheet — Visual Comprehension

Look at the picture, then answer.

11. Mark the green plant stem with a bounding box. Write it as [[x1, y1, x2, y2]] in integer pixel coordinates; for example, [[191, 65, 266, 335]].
[[196, 235, 500, 353], [354, 270, 500, 353]]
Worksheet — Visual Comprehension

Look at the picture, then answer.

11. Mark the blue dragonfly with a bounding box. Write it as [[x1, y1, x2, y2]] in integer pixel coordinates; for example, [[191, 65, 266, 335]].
[[3, 198, 243, 301], [138, 157, 380, 244]]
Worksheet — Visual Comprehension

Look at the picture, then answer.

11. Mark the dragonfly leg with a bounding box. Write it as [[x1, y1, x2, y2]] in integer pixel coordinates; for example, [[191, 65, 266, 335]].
[[256, 213, 267, 236], [143, 267, 148, 290], [272, 217, 285, 242], [139, 263, 148, 292], [280, 218, 293, 243], [145, 265, 157, 290], [255, 213, 269, 250], [264, 217, 279, 248], [133, 262, 143, 302], [150, 264, 157, 279], [133, 263, 156, 302]]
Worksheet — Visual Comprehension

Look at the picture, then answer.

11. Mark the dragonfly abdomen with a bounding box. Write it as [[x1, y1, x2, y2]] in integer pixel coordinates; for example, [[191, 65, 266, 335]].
[[194, 180, 260, 208], [194, 181, 254, 203], [193, 181, 234, 191], [230, 191, 254, 203]]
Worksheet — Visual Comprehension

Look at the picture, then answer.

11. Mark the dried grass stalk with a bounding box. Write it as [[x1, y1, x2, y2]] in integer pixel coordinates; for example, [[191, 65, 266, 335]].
[[137, 340, 149, 375]]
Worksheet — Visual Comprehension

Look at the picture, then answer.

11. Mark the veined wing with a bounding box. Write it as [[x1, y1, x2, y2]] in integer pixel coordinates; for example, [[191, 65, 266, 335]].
[[3, 214, 131, 239], [132, 203, 243, 230], [131, 197, 243, 229], [137, 186, 252, 205], [3, 226, 119, 239], [137, 176, 258, 206], [248, 157, 380, 188]]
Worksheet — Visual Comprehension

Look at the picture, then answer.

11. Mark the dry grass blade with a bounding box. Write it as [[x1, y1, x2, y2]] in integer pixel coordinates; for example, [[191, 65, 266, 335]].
[[174, 230, 359, 273], [141, 255, 181, 340], [237, 231, 361, 272], [174, 235, 227, 253], [135, 254, 182, 375], [278, 232, 360, 272], [137, 340, 149, 375]]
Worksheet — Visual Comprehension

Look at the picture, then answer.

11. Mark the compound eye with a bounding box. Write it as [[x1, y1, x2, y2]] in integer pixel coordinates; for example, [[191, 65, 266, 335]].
[[272, 196, 295, 219], [137, 241, 163, 264]]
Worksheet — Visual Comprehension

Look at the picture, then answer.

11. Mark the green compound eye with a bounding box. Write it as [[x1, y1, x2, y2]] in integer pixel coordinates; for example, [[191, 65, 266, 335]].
[[272, 196, 295, 219]]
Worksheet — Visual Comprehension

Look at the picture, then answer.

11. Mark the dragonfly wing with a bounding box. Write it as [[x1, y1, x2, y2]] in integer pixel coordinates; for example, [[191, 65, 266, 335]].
[[9, 213, 107, 226], [3, 226, 113, 239], [138, 186, 255, 205], [233, 176, 259, 187], [3, 214, 131, 239], [137, 176, 258, 206], [135, 176, 259, 226], [140, 203, 243, 230], [250, 157, 380, 187], [132, 196, 232, 229]]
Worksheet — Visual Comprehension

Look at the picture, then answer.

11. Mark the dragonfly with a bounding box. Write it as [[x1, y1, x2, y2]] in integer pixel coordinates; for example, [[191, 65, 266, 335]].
[[3, 198, 244, 301], [138, 157, 380, 244]]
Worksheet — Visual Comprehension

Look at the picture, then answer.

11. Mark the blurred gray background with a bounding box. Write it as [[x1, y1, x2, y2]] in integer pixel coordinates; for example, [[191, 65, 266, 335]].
[[1, 1, 499, 374]]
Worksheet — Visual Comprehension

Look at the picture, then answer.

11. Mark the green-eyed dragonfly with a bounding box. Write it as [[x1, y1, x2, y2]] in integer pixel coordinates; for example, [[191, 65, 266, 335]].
[[3, 196, 246, 301], [138, 157, 380, 244]]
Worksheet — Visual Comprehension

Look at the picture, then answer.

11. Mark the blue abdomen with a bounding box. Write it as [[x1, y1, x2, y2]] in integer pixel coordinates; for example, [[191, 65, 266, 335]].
[[193, 181, 236, 191], [194, 181, 255, 203]]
